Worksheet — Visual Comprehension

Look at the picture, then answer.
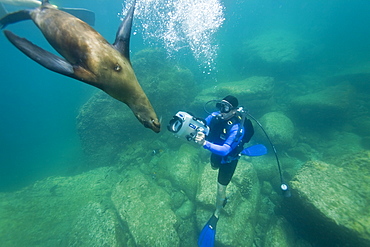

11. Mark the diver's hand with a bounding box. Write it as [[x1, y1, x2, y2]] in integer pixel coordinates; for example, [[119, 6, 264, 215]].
[[195, 131, 206, 145]]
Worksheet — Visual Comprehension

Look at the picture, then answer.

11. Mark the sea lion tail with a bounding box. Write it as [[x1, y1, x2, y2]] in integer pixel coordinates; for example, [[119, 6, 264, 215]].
[[0, 10, 32, 29]]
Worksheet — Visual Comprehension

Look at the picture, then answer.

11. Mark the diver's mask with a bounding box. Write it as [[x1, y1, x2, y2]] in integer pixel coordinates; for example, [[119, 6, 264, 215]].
[[215, 100, 237, 121], [216, 100, 233, 113]]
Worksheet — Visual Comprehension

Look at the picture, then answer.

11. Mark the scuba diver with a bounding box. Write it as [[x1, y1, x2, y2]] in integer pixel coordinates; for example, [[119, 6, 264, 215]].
[[167, 95, 289, 246], [195, 95, 251, 218], [195, 95, 255, 246]]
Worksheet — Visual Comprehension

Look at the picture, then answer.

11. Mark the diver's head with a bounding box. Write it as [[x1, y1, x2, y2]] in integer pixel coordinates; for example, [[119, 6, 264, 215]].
[[216, 95, 238, 113]]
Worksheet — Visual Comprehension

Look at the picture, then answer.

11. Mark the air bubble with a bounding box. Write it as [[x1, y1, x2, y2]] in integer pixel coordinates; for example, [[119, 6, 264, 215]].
[[120, 0, 224, 74]]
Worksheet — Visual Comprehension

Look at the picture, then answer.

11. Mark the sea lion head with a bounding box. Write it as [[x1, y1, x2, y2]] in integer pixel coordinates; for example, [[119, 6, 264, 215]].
[[129, 98, 161, 133], [141, 114, 161, 133]]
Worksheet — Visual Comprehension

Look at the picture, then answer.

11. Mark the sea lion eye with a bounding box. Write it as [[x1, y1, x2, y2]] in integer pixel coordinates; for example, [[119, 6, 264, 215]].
[[114, 64, 121, 71]]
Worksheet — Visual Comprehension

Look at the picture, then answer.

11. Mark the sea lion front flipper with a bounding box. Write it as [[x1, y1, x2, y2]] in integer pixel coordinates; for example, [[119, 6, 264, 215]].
[[0, 9, 32, 29], [3, 30, 76, 78], [59, 8, 95, 26], [113, 0, 136, 60], [0, 3, 7, 19]]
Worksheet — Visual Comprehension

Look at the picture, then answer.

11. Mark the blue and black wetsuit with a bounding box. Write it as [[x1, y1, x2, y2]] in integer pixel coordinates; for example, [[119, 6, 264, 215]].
[[202, 111, 246, 186]]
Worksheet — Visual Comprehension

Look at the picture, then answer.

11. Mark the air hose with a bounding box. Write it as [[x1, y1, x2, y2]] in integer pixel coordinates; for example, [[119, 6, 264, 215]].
[[245, 111, 291, 197]]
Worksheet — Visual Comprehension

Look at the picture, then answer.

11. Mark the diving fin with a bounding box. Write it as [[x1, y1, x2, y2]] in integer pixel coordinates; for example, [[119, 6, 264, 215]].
[[198, 214, 219, 247], [59, 8, 95, 26], [0, 3, 7, 18], [241, 144, 267, 156]]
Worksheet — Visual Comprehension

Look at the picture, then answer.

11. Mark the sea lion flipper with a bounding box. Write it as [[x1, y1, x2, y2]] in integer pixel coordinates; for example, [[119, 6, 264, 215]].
[[113, 0, 136, 60], [59, 8, 95, 26], [0, 9, 31, 29], [3, 30, 75, 77]]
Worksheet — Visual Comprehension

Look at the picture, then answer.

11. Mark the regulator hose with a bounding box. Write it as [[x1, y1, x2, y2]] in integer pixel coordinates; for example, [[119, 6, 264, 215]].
[[245, 111, 291, 197]]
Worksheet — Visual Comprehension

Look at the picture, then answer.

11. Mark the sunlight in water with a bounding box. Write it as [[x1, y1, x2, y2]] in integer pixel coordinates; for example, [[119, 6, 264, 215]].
[[120, 0, 225, 74]]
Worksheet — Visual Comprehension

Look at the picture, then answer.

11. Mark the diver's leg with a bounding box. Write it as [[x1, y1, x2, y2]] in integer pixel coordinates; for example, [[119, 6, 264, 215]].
[[210, 153, 221, 170], [214, 182, 227, 218], [214, 159, 238, 218]]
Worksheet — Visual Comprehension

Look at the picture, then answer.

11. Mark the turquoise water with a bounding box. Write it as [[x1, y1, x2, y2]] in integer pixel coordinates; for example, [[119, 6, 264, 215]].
[[0, 0, 370, 246], [0, 1, 122, 190], [1, 0, 369, 188]]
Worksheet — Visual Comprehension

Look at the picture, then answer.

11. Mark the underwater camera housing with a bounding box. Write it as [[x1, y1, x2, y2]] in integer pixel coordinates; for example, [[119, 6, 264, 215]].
[[167, 111, 210, 142]]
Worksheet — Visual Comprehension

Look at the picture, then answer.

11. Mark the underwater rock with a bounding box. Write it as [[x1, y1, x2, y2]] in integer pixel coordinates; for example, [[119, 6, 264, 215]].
[[233, 29, 314, 77], [158, 143, 201, 199], [196, 160, 261, 246], [0, 167, 123, 246], [196, 163, 220, 208], [263, 217, 296, 247], [111, 169, 180, 246], [244, 30, 302, 64], [66, 201, 131, 247], [192, 76, 274, 115], [132, 48, 196, 117], [247, 154, 278, 183], [281, 154, 370, 247], [322, 131, 363, 163], [290, 84, 354, 128], [352, 116, 370, 137], [76, 91, 140, 164], [260, 111, 295, 147]]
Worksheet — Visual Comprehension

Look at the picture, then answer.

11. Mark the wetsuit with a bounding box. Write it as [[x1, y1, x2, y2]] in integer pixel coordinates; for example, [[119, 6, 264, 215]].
[[202, 111, 245, 186]]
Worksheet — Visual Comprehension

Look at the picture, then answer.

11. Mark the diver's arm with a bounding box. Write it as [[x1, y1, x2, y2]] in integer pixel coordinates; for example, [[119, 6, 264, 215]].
[[203, 141, 232, 156], [203, 125, 239, 156]]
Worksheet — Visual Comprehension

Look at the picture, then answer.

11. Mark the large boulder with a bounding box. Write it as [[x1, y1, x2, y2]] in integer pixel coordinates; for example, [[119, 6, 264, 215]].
[[157, 143, 202, 199], [132, 48, 196, 117], [263, 217, 297, 247], [0, 167, 125, 246], [232, 29, 314, 77], [289, 84, 355, 129], [260, 111, 295, 148], [76, 92, 141, 164], [244, 30, 302, 64], [281, 152, 370, 247], [111, 169, 180, 246]]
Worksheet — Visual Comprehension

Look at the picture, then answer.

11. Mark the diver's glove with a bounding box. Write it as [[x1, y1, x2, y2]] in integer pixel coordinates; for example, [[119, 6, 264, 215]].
[[195, 131, 206, 146]]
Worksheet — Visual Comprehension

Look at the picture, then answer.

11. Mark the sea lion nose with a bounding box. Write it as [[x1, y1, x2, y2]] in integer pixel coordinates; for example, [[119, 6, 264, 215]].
[[151, 119, 161, 133], [142, 118, 161, 133]]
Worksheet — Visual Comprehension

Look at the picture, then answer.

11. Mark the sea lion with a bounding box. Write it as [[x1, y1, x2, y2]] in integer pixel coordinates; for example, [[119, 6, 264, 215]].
[[0, 0, 160, 132]]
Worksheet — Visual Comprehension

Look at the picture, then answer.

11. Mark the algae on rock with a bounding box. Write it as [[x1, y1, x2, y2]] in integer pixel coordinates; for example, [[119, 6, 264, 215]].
[[281, 153, 370, 247], [0, 167, 123, 246], [111, 169, 180, 246], [260, 111, 295, 148]]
